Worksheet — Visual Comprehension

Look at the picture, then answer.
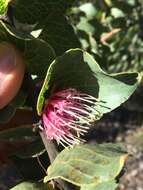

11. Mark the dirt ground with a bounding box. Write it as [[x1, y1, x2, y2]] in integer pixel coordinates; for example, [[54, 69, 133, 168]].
[[88, 105, 143, 190]]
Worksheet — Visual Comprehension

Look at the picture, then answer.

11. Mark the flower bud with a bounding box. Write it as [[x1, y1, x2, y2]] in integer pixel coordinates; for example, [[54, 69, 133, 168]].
[[0, 42, 25, 109]]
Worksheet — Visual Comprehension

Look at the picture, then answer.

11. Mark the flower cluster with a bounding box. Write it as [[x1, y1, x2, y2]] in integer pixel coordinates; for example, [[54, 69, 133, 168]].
[[42, 88, 101, 146]]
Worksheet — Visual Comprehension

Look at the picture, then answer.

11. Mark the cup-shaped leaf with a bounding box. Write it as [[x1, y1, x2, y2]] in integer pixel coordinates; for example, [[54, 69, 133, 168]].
[[37, 49, 139, 116]]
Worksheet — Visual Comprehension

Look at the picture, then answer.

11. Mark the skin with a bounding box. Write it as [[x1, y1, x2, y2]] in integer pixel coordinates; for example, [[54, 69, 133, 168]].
[[0, 42, 25, 109]]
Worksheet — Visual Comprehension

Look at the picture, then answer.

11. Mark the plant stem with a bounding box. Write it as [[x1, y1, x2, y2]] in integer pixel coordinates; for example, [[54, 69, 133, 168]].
[[26, 74, 73, 190], [40, 132, 58, 163], [40, 132, 73, 190]]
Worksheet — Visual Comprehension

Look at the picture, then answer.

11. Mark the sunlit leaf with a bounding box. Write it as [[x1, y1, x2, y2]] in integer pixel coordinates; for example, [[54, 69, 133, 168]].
[[44, 143, 127, 187], [80, 180, 118, 190], [0, 0, 9, 15], [10, 181, 52, 190]]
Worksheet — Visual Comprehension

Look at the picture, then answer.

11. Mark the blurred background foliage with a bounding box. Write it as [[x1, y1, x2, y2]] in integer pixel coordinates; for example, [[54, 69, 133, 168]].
[[69, 0, 143, 73]]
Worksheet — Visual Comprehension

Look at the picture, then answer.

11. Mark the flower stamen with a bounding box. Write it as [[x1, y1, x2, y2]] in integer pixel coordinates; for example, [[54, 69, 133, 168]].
[[42, 88, 101, 146]]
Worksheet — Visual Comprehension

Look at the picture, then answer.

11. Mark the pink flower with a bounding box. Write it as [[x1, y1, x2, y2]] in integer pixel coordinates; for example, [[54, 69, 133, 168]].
[[42, 88, 100, 146]]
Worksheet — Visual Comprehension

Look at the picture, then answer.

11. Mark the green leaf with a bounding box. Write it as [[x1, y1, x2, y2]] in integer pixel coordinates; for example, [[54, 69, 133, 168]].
[[77, 16, 95, 35], [37, 49, 139, 115], [14, 140, 45, 158], [39, 13, 80, 55], [0, 0, 9, 15], [0, 89, 27, 123], [44, 143, 127, 186], [12, 0, 80, 55], [80, 180, 118, 190], [13, 0, 76, 24], [0, 21, 55, 78], [111, 8, 125, 18], [0, 126, 34, 140], [0, 126, 45, 158], [10, 181, 51, 190], [0, 104, 16, 123], [79, 3, 97, 19]]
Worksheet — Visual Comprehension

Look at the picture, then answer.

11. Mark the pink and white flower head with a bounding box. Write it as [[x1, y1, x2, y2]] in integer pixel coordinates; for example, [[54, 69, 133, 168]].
[[42, 88, 101, 147]]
